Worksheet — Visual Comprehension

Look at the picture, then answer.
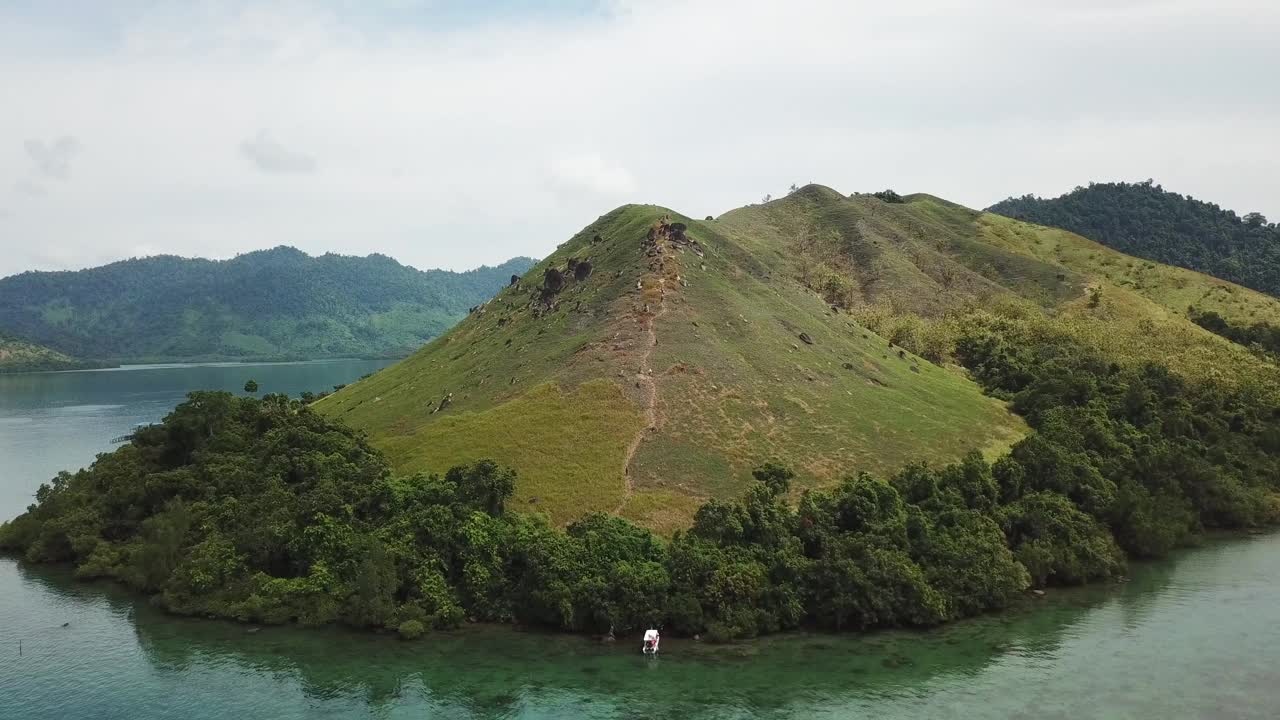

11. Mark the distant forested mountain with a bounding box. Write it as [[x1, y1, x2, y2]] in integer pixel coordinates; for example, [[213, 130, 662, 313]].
[[0, 247, 535, 362], [989, 181, 1280, 297]]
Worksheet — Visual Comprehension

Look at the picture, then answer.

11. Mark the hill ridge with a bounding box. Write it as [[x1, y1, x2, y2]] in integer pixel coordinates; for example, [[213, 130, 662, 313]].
[[321, 200, 1028, 529], [0, 250, 536, 362]]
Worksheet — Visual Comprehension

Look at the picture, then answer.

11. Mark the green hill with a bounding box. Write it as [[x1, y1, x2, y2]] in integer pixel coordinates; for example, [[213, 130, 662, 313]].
[[322, 186, 1280, 531], [0, 248, 535, 363], [0, 333, 105, 373], [988, 181, 1280, 297]]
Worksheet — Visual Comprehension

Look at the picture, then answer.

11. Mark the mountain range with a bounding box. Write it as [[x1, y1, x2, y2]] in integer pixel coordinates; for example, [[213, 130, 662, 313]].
[[0, 247, 535, 368]]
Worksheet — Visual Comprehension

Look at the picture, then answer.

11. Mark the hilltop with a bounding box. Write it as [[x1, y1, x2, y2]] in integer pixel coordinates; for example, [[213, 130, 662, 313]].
[[989, 181, 1280, 298], [0, 248, 535, 363], [322, 186, 1280, 531]]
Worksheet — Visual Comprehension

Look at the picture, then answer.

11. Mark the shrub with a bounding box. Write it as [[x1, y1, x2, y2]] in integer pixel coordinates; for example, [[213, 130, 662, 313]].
[[398, 619, 426, 640]]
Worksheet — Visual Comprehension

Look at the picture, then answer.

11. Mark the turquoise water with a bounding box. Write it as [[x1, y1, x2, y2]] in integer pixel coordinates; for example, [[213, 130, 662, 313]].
[[2, 361, 1279, 718], [2, 534, 1278, 719]]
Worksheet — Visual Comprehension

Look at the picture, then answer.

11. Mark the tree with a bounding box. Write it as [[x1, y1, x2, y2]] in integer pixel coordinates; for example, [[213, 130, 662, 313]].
[[243, 379, 259, 394]]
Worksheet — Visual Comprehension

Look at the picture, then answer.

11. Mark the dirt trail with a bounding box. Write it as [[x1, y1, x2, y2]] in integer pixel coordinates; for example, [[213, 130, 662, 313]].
[[615, 223, 675, 513]]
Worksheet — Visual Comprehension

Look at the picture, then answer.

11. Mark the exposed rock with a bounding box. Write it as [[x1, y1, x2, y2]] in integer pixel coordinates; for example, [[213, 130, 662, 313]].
[[543, 267, 565, 294], [1032, 589, 1046, 597], [574, 260, 593, 281], [799, 333, 814, 345], [431, 393, 453, 414]]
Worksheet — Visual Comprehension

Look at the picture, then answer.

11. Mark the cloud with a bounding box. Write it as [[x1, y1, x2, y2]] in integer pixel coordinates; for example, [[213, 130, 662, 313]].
[[548, 152, 636, 195], [239, 131, 317, 174], [0, 0, 1276, 278], [13, 179, 47, 196], [24, 136, 81, 180]]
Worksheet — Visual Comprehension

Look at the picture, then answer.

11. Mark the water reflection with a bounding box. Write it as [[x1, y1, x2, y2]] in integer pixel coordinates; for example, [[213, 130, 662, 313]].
[[2, 554, 1170, 720], [6, 536, 1278, 720]]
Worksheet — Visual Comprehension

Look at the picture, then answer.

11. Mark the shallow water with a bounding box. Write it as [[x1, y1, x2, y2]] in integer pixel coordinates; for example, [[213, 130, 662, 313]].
[[2, 361, 1279, 718], [3, 534, 1278, 719]]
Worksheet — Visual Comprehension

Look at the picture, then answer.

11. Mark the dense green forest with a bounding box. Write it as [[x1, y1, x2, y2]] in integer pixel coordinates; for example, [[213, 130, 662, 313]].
[[0, 247, 535, 362], [5, 312, 1275, 641], [988, 181, 1280, 297]]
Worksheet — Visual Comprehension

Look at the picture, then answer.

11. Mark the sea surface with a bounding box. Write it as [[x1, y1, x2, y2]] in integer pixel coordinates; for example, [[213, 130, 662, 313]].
[[2, 361, 1279, 719]]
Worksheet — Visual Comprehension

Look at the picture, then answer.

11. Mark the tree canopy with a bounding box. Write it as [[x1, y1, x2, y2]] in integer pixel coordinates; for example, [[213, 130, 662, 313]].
[[989, 181, 1280, 298], [0, 248, 535, 362]]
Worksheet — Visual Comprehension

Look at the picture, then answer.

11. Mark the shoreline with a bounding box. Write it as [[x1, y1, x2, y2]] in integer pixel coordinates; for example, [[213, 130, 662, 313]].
[[6, 530, 1271, 647]]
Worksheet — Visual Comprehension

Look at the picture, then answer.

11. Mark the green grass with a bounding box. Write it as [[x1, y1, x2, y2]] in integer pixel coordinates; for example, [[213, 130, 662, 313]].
[[376, 380, 644, 524], [326, 186, 1280, 530], [322, 199, 1030, 528]]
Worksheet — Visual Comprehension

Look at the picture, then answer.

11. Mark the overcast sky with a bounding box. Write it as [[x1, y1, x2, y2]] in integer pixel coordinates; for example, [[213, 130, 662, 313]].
[[1, 0, 1277, 278]]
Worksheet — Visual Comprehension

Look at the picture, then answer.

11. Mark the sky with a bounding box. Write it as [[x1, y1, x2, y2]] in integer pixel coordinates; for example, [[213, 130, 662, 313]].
[[0, 0, 1277, 278]]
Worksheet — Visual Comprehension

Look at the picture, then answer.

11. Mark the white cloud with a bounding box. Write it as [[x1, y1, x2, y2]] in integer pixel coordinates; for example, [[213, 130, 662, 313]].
[[24, 136, 81, 180], [0, 0, 1276, 277], [13, 179, 47, 197], [240, 131, 318, 174], [548, 152, 635, 195]]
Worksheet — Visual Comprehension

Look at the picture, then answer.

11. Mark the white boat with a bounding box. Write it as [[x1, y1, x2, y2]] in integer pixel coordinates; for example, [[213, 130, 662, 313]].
[[642, 628, 660, 655]]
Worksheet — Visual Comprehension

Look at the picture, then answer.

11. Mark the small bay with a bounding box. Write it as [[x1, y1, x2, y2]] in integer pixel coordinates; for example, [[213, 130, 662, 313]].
[[0, 359, 393, 517]]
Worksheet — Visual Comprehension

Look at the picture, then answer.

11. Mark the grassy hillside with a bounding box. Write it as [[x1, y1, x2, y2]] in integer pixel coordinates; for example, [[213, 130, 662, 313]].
[[0, 333, 106, 373], [988, 181, 1280, 298], [320, 200, 1027, 530], [323, 186, 1280, 532], [0, 248, 535, 363], [717, 186, 1280, 386]]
